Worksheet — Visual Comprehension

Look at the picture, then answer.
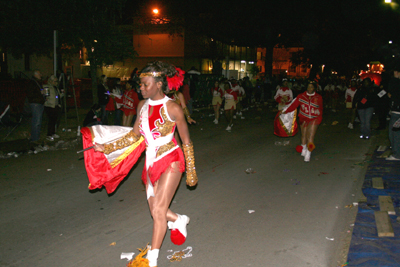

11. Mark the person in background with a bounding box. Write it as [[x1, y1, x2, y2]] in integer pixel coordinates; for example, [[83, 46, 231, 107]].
[[97, 75, 110, 125], [224, 82, 238, 131], [83, 104, 102, 127], [121, 80, 140, 127], [345, 80, 358, 129], [231, 79, 245, 119], [274, 78, 293, 110], [353, 78, 377, 139], [44, 75, 62, 141], [387, 65, 400, 161], [27, 70, 45, 143], [211, 81, 224, 124], [374, 78, 390, 131]]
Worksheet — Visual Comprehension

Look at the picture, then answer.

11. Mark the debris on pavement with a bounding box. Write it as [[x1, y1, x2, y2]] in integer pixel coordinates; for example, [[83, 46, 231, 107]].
[[245, 168, 256, 174], [325, 237, 335, 241], [248, 210, 255, 213], [291, 179, 300, 185], [121, 252, 135, 261], [109, 242, 116, 246], [167, 247, 193, 262], [331, 121, 338, 125]]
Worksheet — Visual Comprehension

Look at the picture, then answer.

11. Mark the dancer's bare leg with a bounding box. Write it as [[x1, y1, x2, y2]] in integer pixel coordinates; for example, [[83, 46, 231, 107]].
[[306, 121, 319, 144], [214, 104, 220, 120], [225, 110, 230, 124], [229, 109, 234, 125], [300, 121, 308, 145], [147, 162, 182, 249], [122, 114, 134, 127]]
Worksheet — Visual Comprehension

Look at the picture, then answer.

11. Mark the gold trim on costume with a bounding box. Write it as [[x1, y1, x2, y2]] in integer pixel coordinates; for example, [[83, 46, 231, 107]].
[[110, 136, 145, 168], [154, 107, 175, 137], [139, 72, 162, 78], [157, 140, 175, 157], [182, 141, 198, 186], [104, 130, 140, 154]]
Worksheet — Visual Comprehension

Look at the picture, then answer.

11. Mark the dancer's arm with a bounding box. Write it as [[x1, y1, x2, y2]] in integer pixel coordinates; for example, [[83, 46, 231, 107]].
[[167, 101, 198, 186], [177, 92, 196, 124]]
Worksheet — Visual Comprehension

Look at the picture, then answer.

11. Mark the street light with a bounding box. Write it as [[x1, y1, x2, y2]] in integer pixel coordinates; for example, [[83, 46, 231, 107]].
[[153, 8, 159, 15], [385, 0, 391, 3]]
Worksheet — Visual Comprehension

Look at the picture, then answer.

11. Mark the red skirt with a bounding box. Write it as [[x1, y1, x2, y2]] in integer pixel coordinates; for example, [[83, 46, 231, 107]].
[[299, 116, 322, 126], [141, 148, 185, 185]]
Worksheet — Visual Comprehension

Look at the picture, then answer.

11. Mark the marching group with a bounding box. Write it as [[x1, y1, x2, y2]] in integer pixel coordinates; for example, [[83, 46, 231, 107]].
[[272, 66, 400, 162]]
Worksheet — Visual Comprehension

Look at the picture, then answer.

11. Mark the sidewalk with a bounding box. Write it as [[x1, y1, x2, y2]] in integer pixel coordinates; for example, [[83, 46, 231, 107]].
[[0, 107, 88, 157], [346, 130, 400, 266]]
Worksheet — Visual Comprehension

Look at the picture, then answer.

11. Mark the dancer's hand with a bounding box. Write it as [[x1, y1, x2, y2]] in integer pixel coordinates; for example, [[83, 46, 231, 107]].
[[187, 117, 196, 124], [93, 143, 105, 152]]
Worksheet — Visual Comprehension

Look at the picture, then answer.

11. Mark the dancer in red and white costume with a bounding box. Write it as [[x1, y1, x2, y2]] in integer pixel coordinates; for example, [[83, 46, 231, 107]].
[[211, 81, 224, 124], [120, 80, 140, 127], [282, 81, 323, 162], [274, 78, 293, 110], [231, 79, 245, 119], [224, 82, 238, 131], [83, 61, 198, 267]]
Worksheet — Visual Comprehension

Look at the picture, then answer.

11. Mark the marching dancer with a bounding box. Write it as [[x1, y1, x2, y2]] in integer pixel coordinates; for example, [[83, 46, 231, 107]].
[[81, 61, 198, 267], [282, 81, 323, 162], [211, 81, 224, 124], [224, 82, 238, 131]]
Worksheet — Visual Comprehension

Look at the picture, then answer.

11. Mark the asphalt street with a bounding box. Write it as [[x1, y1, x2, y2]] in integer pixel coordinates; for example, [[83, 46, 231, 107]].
[[0, 107, 378, 267]]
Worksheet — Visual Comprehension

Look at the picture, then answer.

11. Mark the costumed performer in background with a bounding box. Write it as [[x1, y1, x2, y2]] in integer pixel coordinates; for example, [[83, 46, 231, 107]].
[[224, 82, 238, 131], [282, 81, 323, 162], [274, 78, 293, 110], [211, 81, 224, 124], [81, 61, 198, 267], [121, 80, 140, 127]]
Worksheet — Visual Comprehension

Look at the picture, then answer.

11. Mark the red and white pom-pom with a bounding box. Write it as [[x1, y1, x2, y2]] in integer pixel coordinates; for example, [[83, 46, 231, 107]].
[[168, 214, 189, 245], [295, 145, 303, 153], [166, 67, 185, 91], [308, 143, 315, 152], [170, 229, 186, 245]]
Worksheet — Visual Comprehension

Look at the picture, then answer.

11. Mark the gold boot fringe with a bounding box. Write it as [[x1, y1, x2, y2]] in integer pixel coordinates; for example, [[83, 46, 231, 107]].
[[127, 244, 150, 267]]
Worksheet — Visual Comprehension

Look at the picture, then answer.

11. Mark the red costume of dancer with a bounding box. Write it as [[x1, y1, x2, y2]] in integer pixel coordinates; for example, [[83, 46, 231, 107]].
[[211, 87, 224, 98], [274, 86, 292, 103], [121, 90, 140, 116], [80, 96, 185, 195], [139, 96, 185, 186], [285, 91, 323, 125]]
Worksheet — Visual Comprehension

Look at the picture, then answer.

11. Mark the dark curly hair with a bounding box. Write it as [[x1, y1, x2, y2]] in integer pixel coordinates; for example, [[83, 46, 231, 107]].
[[140, 61, 178, 94]]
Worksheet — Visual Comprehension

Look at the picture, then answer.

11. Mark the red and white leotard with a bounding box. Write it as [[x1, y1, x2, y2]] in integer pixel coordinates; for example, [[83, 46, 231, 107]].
[[139, 96, 185, 194], [211, 87, 224, 98], [285, 91, 323, 125], [274, 86, 293, 103]]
